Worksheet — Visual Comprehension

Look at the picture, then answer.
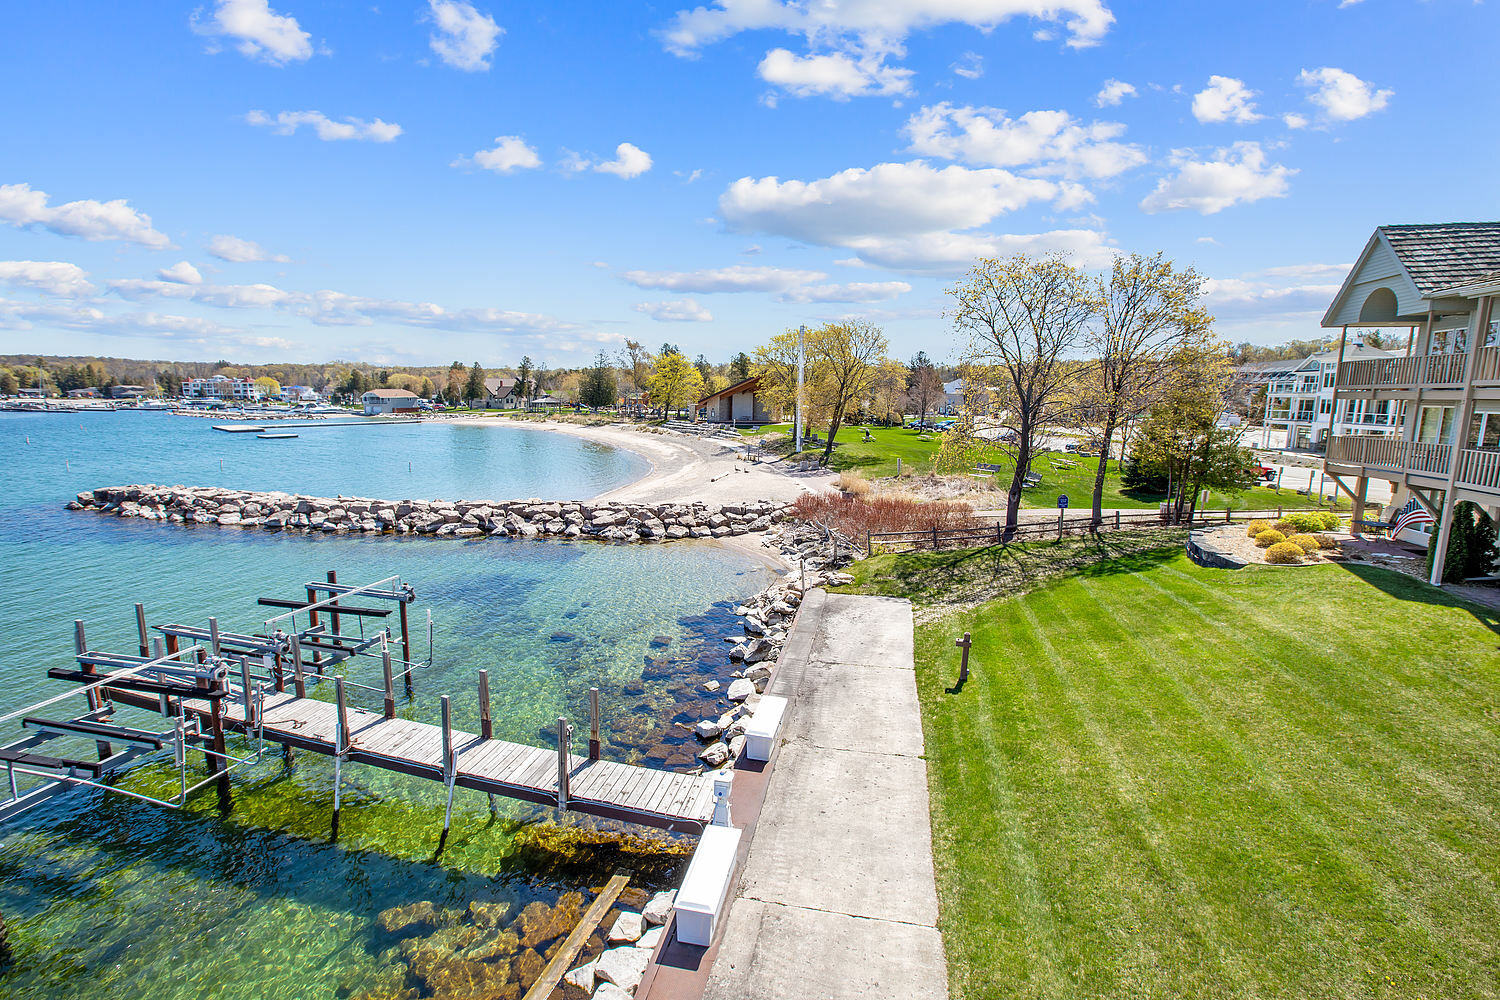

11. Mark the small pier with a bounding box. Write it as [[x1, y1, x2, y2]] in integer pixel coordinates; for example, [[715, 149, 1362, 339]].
[[1, 573, 719, 834]]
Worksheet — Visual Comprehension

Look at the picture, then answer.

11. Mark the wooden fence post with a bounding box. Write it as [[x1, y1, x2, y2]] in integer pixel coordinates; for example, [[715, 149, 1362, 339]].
[[931, 525, 939, 550], [1114, 510, 1120, 529], [955, 632, 972, 685]]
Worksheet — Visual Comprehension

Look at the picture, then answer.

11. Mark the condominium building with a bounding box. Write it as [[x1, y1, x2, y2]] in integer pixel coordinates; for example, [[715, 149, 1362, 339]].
[[1259, 343, 1402, 449], [182, 375, 262, 401], [1320, 222, 1500, 584]]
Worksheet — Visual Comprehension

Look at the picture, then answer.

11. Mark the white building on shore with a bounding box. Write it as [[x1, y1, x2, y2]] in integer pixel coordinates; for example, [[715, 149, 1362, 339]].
[[1261, 343, 1403, 449]]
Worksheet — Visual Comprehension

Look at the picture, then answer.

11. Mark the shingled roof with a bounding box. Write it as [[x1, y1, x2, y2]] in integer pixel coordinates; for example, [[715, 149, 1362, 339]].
[[1381, 223, 1500, 294]]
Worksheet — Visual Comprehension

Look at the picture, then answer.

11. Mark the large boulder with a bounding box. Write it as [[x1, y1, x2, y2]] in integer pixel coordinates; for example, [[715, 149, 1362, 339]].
[[594, 946, 652, 992]]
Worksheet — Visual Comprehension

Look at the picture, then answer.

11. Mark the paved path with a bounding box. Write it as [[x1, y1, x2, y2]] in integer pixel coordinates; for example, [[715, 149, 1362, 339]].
[[703, 591, 948, 1000]]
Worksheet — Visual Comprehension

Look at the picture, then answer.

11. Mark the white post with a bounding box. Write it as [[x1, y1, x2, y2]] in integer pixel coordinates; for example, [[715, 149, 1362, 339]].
[[711, 769, 733, 826], [794, 324, 806, 453]]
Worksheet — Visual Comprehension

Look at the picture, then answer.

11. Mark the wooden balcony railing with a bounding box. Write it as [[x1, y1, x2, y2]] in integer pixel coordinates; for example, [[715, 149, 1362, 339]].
[[1338, 353, 1468, 390], [1455, 449, 1500, 493], [1473, 345, 1500, 384], [1326, 436, 1452, 477]]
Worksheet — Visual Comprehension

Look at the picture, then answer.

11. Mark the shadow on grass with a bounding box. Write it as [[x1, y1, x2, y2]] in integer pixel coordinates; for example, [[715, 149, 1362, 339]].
[[852, 528, 1188, 618], [1333, 561, 1500, 638]]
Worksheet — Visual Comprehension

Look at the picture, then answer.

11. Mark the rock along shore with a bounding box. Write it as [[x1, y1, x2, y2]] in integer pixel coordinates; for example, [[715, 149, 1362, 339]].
[[68, 485, 791, 543]]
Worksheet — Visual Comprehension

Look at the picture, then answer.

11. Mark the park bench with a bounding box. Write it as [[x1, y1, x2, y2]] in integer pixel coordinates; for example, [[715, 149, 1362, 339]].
[[1021, 471, 1042, 489], [1051, 458, 1078, 470], [969, 462, 1002, 479]]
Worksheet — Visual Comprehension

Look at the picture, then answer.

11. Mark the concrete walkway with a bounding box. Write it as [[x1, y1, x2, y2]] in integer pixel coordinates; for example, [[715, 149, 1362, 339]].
[[703, 591, 948, 1000]]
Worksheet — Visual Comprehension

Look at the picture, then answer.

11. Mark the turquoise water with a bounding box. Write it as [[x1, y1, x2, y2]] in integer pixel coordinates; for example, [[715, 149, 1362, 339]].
[[0, 411, 775, 999]]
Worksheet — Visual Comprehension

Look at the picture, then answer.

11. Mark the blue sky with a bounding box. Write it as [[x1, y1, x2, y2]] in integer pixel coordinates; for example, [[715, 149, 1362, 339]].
[[0, 0, 1494, 368]]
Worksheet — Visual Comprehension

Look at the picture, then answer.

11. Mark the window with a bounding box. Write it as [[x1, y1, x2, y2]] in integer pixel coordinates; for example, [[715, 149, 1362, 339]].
[[1319, 398, 1332, 415], [1418, 405, 1454, 444], [1323, 369, 1336, 388], [1431, 327, 1468, 355], [1471, 411, 1500, 450]]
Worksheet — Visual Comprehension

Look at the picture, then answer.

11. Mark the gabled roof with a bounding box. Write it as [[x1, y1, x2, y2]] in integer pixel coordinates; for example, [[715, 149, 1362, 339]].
[[1379, 223, 1500, 294], [483, 376, 518, 395], [698, 376, 759, 405]]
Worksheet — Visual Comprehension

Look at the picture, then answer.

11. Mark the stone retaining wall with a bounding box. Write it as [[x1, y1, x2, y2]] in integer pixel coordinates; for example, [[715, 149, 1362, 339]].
[[1186, 527, 1248, 569], [68, 485, 790, 543]]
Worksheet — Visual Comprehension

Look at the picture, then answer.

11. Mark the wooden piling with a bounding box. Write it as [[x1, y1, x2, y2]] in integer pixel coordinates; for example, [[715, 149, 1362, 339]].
[[589, 688, 601, 760], [478, 670, 492, 739], [290, 634, 306, 699], [326, 570, 341, 638], [238, 657, 254, 727], [382, 641, 396, 719], [398, 599, 413, 673], [332, 676, 348, 837], [556, 717, 570, 809], [306, 587, 322, 671], [75, 620, 113, 758], [135, 602, 149, 658], [207, 617, 221, 659]]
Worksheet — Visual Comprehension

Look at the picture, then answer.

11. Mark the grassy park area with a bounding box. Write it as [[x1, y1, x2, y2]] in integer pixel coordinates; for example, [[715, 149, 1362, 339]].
[[838, 541, 1500, 999], [750, 423, 1345, 510]]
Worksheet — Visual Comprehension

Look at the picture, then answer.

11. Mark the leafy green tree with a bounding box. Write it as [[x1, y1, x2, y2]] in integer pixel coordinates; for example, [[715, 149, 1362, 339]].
[[1427, 501, 1500, 583], [516, 356, 535, 401], [465, 362, 486, 403], [580, 352, 618, 409], [650, 351, 704, 417], [0, 369, 17, 395], [693, 353, 714, 383], [730, 352, 752, 383]]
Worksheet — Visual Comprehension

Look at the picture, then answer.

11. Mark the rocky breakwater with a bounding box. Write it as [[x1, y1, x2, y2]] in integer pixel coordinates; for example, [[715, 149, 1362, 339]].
[[68, 485, 790, 544]]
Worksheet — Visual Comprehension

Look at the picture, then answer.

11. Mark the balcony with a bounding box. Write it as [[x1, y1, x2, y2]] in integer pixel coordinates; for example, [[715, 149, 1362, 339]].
[[1337, 353, 1467, 391], [1474, 345, 1500, 385], [1326, 436, 1452, 477], [1455, 449, 1500, 493]]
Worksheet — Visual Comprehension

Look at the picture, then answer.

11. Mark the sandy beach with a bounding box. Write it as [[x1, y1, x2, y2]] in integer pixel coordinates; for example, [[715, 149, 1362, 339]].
[[434, 415, 835, 506]]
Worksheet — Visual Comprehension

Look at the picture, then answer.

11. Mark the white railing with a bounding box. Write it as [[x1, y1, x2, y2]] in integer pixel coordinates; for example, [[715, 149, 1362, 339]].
[[1326, 436, 1452, 477], [1473, 345, 1500, 384], [1338, 353, 1468, 390], [1455, 449, 1500, 492]]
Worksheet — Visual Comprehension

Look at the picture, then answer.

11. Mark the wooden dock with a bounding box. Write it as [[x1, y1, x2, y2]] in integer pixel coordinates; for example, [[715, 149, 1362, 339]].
[[4, 572, 722, 834], [179, 689, 719, 831]]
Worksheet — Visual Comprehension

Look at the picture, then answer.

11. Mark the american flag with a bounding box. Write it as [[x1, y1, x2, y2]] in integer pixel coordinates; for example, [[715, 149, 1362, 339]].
[[1390, 498, 1434, 535]]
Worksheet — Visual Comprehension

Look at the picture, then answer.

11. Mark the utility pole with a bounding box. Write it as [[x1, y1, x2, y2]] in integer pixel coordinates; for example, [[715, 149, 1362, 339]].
[[794, 324, 806, 453]]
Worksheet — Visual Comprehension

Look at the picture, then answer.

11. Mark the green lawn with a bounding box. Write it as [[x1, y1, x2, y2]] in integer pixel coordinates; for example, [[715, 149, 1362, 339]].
[[839, 544, 1500, 999], [749, 423, 1344, 510]]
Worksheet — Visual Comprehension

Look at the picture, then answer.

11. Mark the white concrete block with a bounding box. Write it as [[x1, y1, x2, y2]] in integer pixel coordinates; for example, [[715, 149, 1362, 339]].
[[674, 824, 742, 947], [743, 695, 787, 762]]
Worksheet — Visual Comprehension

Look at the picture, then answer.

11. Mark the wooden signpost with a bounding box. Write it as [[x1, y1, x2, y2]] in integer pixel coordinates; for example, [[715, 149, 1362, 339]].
[[955, 631, 972, 686]]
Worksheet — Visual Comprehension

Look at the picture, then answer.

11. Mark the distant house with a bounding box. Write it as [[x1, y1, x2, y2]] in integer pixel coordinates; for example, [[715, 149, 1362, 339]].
[[1261, 342, 1401, 450], [108, 384, 147, 399], [183, 375, 261, 401], [66, 388, 100, 398], [283, 384, 320, 402], [362, 388, 420, 415], [940, 378, 963, 414], [481, 376, 523, 409], [696, 377, 772, 424]]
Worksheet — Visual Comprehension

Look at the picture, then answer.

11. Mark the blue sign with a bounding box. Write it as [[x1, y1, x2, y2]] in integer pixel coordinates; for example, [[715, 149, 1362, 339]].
[[1057, 494, 1070, 509]]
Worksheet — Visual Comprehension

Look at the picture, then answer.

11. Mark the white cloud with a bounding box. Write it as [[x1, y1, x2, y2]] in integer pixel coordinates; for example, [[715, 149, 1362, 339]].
[[660, 0, 1116, 56], [1296, 67, 1392, 123], [832, 228, 1114, 272], [1202, 263, 1350, 334], [191, 0, 313, 65], [207, 234, 289, 263], [777, 281, 911, 303], [903, 103, 1147, 179], [454, 136, 542, 173], [0, 182, 171, 249], [0, 296, 247, 342], [594, 142, 653, 179], [1140, 142, 1294, 215], [634, 299, 714, 322], [721, 161, 1078, 249], [105, 274, 581, 338], [158, 261, 203, 285], [621, 265, 827, 293], [757, 47, 912, 98], [0, 261, 95, 297], [1191, 75, 1261, 124], [246, 110, 402, 142], [1095, 79, 1136, 106], [427, 0, 502, 71], [1283, 112, 1309, 130], [952, 52, 983, 80]]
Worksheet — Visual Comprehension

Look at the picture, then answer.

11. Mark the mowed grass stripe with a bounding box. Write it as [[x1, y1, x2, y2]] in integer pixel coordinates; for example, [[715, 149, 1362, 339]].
[[886, 546, 1500, 999], [1067, 569, 1500, 993]]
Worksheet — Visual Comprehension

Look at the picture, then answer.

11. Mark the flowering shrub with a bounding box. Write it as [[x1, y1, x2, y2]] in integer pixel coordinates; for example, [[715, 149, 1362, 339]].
[[1264, 541, 1304, 564], [1286, 533, 1322, 554], [1255, 528, 1286, 548], [1246, 519, 1271, 538]]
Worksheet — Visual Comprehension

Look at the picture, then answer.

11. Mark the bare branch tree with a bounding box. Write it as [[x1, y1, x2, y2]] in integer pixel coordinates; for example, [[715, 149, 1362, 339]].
[[1082, 252, 1213, 524], [950, 254, 1093, 537]]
